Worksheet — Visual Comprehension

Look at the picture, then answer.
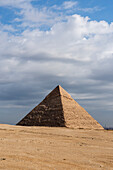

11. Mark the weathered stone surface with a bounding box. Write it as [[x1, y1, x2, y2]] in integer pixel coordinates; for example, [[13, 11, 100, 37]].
[[17, 85, 103, 129]]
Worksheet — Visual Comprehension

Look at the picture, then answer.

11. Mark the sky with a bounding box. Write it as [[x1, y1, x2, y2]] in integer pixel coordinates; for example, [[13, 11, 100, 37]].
[[0, 0, 113, 127]]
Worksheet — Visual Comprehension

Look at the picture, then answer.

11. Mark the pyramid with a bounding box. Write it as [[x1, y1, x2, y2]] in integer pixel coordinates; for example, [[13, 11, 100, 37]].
[[17, 85, 103, 129]]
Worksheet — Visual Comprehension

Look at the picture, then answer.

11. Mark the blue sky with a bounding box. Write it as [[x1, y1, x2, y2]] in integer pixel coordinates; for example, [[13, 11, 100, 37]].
[[0, 0, 113, 32], [0, 0, 113, 127]]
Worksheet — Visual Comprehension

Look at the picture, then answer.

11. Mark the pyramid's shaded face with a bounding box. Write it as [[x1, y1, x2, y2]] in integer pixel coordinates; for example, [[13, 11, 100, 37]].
[[17, 85, 103, 129], [17, 86, 65, 127]]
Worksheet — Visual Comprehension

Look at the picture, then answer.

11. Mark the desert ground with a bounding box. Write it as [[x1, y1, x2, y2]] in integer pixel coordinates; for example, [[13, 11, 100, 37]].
[[0, 124, 113, 170]]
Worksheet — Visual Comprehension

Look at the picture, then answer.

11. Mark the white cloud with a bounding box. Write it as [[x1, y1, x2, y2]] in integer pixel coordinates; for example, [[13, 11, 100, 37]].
[[63, 1, 78, 9], [1, 14, 113, 78], [0, 0, 31, 7], [78, 6, 101, 13], [0, 0, 102, 31], [0, 23, 15, 32]]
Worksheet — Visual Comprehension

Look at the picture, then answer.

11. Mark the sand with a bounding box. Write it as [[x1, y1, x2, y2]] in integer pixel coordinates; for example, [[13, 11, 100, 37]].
[[0, 124, 113, 170]]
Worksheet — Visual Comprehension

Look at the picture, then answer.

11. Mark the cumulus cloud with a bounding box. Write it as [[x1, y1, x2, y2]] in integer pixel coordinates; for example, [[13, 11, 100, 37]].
[[1, 15, 113, 86]]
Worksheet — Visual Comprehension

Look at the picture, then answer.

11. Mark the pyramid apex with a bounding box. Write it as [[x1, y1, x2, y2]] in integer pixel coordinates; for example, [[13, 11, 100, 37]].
[[56, 85, 62, 88], [52, 85, 72, 99], [55, 85, 63, 92], [55, 85, 62, 92]]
